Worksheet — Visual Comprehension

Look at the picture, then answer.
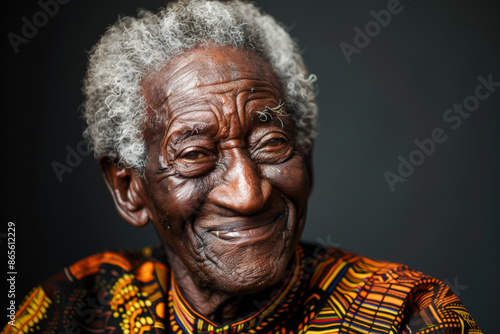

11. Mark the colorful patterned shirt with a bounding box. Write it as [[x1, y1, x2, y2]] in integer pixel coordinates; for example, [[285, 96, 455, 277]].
[[2, 243, 482, 333]]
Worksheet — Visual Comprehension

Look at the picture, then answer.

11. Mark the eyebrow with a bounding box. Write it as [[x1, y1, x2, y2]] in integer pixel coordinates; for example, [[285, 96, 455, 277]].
[[255, 100, 288, 125], [167, 123, 211, 145]]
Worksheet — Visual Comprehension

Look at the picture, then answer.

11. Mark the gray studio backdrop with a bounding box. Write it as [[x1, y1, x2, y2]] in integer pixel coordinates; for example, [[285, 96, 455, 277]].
[[5, 0, 498, 331]]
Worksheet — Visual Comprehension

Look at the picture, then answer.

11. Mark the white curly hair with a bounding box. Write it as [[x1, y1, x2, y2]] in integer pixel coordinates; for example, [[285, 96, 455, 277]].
[[82, 0, 318, 172]]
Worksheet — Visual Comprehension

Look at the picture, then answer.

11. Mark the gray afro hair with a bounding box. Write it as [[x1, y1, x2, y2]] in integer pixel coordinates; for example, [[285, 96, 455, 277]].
[[82, 0, 318, 172]]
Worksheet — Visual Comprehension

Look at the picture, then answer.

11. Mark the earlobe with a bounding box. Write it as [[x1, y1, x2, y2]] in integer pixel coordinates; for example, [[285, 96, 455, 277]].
[[99, 154, 151, 227]]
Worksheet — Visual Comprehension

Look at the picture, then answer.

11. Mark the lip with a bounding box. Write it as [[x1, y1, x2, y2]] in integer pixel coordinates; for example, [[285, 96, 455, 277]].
[[197, 205, 289, 243]]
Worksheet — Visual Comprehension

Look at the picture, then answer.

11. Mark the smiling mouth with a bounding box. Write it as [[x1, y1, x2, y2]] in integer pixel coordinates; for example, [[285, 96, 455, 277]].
[[206, 210, 289, 242]]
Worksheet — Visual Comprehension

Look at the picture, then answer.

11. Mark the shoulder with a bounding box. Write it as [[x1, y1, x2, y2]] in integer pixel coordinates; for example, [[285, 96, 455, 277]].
[[60, 245, 165, 283], [299, 242, 482, 333], [41, 244, 168, 298], [2, 244, 168, 334], [299, 241, 408, 290]]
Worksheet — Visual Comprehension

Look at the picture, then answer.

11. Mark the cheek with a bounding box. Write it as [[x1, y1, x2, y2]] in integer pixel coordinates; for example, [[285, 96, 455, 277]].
[[149, 178, 208, 229], [260, 156, 310, 205]]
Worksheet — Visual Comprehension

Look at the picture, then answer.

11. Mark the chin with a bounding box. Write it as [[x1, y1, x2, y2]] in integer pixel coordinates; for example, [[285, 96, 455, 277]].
[[196, 239, 296, 296], [194, 225, 306, 296], [163, 195, 308, 296]]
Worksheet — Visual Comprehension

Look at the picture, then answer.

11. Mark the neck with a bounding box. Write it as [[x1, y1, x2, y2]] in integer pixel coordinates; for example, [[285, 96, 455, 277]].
[[164, 246, 245, 323]]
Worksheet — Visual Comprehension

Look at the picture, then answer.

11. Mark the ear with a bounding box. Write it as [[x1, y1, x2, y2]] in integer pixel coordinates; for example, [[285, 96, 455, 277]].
[[99, 153, 151, 227]]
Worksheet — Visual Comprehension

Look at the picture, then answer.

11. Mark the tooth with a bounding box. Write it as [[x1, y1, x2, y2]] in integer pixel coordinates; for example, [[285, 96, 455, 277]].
[[224, 231, 240, 238]]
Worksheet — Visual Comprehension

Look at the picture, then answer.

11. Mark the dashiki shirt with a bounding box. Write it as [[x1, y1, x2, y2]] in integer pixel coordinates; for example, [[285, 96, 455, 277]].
[[2, 243, 482, 334]]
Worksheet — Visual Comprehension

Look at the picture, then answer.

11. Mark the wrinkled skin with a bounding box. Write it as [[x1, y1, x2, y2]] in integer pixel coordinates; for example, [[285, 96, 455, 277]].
[[100, 45, 312, 323]]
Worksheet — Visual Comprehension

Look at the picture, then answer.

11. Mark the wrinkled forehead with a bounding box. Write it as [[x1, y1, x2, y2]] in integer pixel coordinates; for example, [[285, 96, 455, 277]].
[[140, 45, 283, 110]]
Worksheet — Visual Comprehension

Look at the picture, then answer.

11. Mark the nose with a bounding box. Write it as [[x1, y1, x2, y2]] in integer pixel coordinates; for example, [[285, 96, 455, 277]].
[[207, 148, 272, 215]]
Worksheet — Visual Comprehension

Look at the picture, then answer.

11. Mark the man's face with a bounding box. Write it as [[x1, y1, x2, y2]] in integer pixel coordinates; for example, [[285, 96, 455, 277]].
[[139, 45, 311, 294]]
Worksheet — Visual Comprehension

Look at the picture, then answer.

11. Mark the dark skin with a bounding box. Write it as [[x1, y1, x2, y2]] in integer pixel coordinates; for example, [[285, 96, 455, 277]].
[[99, 45, 312, 323]]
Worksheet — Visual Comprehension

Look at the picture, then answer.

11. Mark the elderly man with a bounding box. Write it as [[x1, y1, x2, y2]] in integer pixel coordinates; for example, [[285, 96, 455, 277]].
[[4, 0, 481, 333]]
